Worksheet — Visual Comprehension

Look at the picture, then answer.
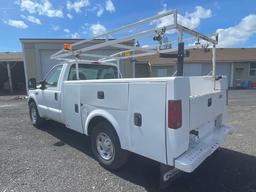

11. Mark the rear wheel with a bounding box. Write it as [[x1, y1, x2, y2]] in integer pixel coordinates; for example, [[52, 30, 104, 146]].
[[29, 101, 44, 127], [91, 121, 129, 170]]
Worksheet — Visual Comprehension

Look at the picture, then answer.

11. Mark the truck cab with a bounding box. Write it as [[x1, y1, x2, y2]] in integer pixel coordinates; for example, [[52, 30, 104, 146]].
[[28, 61, 118, 125]]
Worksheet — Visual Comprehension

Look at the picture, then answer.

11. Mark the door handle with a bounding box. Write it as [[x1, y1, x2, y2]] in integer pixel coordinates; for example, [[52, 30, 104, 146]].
[[54, 93, 58, 101], [97, 91, 104, 99], [75, 104, 79, 113], [134, 113, 142, 127]]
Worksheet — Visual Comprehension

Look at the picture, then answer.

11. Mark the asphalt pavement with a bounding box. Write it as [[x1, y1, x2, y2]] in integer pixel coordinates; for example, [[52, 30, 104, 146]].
[[0, 89, 256, 192]]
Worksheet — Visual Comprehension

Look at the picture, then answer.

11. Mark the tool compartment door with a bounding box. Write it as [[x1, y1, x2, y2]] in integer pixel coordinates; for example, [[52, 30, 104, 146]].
[[128, 82, 167, 164], [189, 91, 226, 132], [63, 82, 83, 133]]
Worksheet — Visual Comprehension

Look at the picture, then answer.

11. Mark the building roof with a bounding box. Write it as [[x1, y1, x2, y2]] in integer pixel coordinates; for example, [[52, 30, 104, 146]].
[[0, 52, 23, 62], [137, 48, 256, 65]]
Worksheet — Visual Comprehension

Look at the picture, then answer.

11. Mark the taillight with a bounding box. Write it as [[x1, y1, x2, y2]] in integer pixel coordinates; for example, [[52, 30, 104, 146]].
[[226, 90, 228, 105], [168, 100, 182, 129]]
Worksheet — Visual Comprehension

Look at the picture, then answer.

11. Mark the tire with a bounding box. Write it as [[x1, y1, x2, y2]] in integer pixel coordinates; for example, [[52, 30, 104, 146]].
[[29, 101, 44, 128], [91, 121, 129, 170]]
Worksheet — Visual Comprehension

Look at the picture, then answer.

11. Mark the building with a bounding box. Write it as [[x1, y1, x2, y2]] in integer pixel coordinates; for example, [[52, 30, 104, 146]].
[[136, 48, 256, 88], [20, 38, 256, 90], [0, 52, 25, 94]]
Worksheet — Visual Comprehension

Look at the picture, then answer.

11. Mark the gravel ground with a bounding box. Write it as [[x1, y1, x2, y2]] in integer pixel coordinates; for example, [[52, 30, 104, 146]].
[[0, 90, 256, 192]]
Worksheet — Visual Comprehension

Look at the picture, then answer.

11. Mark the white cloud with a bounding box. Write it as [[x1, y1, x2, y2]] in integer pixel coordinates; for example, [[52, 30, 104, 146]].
[[97, 5, 104, 17], [90, 23, 107, 36], [142, 45, 150, 48], [21, 15, 41, 24], [185, 6, 212, 19], [52, 25, 60, 31], [64, 28, 70, 33], [67, 13, 73, 19], [217, 14, 256, 47], [18, 0, 63, 18], [3, 19, 28, 29], [67, 0, 90, 13], [155, 6, 212, 30], [71, 32, 80, 38], [86, 4, 104, 17], [105, 0, 115, 13], [18, 0, 37, 14], [38, 0, 63, 17]]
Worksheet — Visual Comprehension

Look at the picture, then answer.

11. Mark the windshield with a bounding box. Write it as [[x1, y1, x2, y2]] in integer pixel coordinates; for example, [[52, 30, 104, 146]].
[[68, 64, 118, 80]]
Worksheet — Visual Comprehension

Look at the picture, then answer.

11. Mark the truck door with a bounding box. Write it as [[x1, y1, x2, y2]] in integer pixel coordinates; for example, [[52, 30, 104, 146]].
[[42, 65, 63, 122]]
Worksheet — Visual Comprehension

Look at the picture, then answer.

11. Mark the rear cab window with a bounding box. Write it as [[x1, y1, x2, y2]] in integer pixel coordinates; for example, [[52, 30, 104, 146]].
[[68, 63, 118, 80]]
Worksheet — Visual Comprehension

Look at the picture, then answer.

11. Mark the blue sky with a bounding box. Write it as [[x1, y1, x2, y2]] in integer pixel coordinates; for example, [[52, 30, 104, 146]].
[[0, 0, 255, 51]]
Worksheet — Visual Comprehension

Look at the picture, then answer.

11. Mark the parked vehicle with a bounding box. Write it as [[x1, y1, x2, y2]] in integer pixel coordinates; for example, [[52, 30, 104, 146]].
[[27, 10, 232, 186]]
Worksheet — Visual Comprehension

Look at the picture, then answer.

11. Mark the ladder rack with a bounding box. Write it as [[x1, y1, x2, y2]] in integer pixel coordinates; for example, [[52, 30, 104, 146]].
[[51, 10, 218, 77]]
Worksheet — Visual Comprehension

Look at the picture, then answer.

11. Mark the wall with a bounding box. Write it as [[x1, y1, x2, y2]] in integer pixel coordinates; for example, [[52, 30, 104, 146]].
[[233, 62, 256, 87], [22, 42, 37, 81], [184, 64, 202, 76], [151, 65, 175, 77], [135, 62, 150, 77], [150, 63, 232, 87], [201, 63, 231, 87]]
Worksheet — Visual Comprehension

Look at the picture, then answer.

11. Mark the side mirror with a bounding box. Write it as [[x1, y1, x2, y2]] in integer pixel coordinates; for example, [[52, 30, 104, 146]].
[[28, 78, 37, 90], [39, 80, 46, 90]]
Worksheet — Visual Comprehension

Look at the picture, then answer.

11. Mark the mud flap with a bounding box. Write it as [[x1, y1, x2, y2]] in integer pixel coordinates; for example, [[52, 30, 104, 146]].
[[159, 163, 183, 189]]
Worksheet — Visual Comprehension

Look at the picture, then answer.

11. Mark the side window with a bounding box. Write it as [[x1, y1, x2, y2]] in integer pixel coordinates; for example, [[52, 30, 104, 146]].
[[45, 65, 63, 88]]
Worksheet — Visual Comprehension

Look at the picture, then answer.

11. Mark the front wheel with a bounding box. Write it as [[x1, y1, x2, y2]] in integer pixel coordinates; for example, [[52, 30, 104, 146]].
[[29, 101, 45, 127], [91, 122, 129, 170]]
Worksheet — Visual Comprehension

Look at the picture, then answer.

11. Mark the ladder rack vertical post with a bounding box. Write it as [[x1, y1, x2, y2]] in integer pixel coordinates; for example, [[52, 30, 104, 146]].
[[174, 10, 178, 27], [132, 41, 136, 78], [212, 45, 216, 77], [75, 57, 79, 80], [116, 59, 121, 78]]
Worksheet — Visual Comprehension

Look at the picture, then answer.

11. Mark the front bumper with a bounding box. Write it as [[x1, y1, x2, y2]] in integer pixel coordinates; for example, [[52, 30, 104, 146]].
[[174, 125, 233, 173]]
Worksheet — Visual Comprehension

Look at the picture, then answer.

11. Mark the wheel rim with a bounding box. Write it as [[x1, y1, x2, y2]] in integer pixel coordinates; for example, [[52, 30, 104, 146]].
[[30, 105, 37, 124], [96, 132, 114, 161]]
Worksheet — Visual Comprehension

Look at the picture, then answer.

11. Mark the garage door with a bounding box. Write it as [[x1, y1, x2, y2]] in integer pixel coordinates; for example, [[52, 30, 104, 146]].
[[39, 49, 60, 80]]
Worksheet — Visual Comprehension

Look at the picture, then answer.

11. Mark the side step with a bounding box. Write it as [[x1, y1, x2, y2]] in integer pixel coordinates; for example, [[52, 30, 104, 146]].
[[174, 126, 232, 173]]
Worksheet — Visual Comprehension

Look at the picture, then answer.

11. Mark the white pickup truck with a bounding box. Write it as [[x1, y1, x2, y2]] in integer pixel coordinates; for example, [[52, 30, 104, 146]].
[[27, 11, 233, 186], [27, 60, 232, 174]]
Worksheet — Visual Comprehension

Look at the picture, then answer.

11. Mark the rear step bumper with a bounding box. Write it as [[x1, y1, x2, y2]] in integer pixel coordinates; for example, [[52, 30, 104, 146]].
[[174, 125, 233, 173]]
